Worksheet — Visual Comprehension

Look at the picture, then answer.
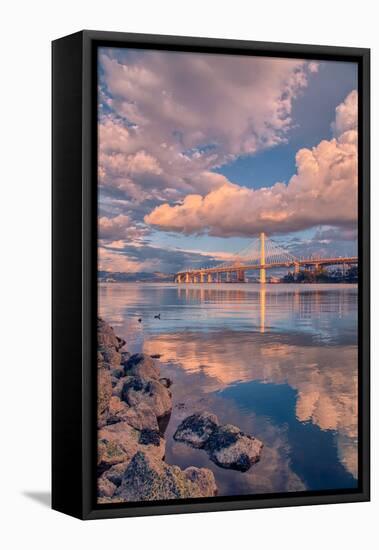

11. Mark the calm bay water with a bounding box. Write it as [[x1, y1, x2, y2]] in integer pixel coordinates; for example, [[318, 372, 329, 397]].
[[99, 282, 358, 496]]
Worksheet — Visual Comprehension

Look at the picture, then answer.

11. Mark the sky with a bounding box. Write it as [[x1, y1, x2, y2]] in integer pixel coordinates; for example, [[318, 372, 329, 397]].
[[98, 48, 358, 274]]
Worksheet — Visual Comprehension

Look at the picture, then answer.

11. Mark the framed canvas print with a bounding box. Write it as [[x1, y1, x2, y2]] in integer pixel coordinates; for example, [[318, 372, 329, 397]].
[[52, 30, 370, 520]]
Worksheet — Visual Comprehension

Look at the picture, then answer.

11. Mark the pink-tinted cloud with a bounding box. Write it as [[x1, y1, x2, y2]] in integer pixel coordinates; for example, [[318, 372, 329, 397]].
[[98, 245, 156, 273], [145, 91, 358, 237], [99, 214, 149, 242], [99, 50, 317, 204]]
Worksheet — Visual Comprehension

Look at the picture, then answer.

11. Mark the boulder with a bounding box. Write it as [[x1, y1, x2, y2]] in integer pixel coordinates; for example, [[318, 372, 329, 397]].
[[98, 422, 165, 473], [110, 366, 125, 380], [115, 451, 217, 501], [98, 368, 112, 419], [112, 378, 125, 399], [101, 461, 129, 487], [174, 413, 263, 472], [173, 412, 219, 448], [98, 438, 127, 472], [107, 397, 159, 431], [97, 318, 120, 350], [97, 476, 116, 498], [101, 348, 122, 370], [207, 424, 263, 472], [122, 376, 172, 419], [124, 353, 160, 380]]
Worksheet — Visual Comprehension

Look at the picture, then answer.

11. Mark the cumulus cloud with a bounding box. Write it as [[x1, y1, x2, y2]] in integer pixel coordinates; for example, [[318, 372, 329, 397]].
[[101, 50, 313, 158], [99, 214, 149, 242], [99, 49, 317, 209], [332, 89, 358, 138], [145, 90, 358, 237]]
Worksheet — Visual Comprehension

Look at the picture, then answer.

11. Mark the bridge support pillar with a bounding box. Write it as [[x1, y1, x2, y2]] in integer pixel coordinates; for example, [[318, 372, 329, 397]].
[[260, 232, 266, 284], [207, 274, 212, 283], [237, 270, 245, 283], [185, 273, 190, 283], [226, 271, 230, 282], [200, 272, 204, 283]]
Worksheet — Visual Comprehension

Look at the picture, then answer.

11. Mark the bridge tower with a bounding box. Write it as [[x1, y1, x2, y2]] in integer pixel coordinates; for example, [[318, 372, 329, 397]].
[[260, 232, 266, 284]]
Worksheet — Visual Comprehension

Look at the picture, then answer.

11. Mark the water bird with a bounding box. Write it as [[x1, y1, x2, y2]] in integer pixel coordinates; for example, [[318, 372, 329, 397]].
[[154, 313, 161, 319], [138, 318, 142, 323]]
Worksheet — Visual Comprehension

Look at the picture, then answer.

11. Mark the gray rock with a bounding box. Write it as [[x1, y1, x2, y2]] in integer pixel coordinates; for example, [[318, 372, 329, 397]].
[[173, 412, 219, 448], [115, 451, 217, 501], [174, 413, 263, 472], [207, 424, 263, 472], [124, 353, 160, 380], [122, 376, 172, 419]]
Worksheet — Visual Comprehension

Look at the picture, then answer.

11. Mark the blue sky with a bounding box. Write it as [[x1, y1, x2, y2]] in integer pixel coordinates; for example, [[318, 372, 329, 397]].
[[98, 49, 358, 273]]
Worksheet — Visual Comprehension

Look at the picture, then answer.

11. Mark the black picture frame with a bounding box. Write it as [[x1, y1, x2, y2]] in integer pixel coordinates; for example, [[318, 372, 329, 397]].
[[52, 30, 370, 520]]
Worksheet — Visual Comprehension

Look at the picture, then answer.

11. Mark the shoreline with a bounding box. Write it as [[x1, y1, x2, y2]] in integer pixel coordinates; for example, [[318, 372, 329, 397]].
[[97, 317, 263, 503]]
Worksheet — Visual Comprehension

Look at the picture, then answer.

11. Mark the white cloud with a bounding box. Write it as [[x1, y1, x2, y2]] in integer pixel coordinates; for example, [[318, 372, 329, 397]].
[[145, 90, 358, 237]]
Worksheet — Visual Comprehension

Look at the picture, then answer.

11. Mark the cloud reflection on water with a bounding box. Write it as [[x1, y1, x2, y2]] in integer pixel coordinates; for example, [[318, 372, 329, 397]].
[[99, 282, 358, 481]]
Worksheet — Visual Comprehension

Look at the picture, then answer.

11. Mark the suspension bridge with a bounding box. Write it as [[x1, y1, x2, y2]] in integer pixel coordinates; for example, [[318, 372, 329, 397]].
[[174, 233, 358, 284]]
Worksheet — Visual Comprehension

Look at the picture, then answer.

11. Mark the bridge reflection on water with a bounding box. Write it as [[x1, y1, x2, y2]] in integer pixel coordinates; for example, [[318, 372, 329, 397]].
[[176, 283, 354, 335]]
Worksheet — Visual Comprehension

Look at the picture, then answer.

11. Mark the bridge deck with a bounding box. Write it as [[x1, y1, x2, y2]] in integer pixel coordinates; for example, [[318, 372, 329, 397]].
[[175, 257, 358, 277]]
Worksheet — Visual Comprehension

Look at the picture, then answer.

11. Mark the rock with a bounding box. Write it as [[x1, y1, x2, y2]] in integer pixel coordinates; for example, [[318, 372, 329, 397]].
[[97, 476, 116, 498], [120, 351, 131, 365], [110, 366, 125, 379], [174, 413, 263, 472], [97, 496, 124, 504], [124, 353, 160, 380], [115, 451, 217, 501], [98, 368, 112, 419], [97, 318, 120, 350], [116, 336, 126, 350], [98, 438, 127, 472], [122, 376, 172, 419], [184, 467, 217, 496], [98, 422, 165, 473], [122, 402, 159, 431], [101, 348, 122, 369], [159, 377, 172, 388], [107, 397, 159, 431], [102, 461, 129, 487], [206, 424, 263, 472], [138, 429, 161, 446], [174, 412, 219, 448], [112, 378, 125, 399]]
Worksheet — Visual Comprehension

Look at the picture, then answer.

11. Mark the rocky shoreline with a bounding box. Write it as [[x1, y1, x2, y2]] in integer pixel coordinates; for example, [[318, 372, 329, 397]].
[[97, 317, 263, 503]]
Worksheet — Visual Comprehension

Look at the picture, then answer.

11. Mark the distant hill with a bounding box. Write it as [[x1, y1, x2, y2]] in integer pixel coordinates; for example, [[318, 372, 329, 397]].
[[98, 271, 174, 283]]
